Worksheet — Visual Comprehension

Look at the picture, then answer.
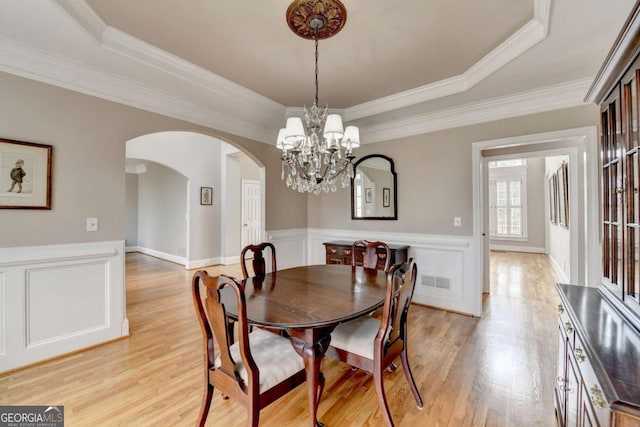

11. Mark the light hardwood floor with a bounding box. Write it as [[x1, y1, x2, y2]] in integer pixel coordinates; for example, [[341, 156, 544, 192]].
[[0, 251, 560, 426]]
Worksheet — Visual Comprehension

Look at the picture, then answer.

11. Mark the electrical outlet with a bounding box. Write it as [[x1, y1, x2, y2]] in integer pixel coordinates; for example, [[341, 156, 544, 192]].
[[86, 217, 98, 232], [453, 217, 462, 227]]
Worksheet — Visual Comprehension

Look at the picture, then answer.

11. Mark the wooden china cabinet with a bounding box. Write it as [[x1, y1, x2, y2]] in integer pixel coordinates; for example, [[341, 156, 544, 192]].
[[553, 3, 640, 427]]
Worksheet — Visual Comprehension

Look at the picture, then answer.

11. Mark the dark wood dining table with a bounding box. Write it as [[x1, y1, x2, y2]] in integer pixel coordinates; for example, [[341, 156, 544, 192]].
[[220, 264, 389, 427]]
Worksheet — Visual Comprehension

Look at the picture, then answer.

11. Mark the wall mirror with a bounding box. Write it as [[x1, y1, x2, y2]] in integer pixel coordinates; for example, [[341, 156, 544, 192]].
[[351, 154, 397, 220]]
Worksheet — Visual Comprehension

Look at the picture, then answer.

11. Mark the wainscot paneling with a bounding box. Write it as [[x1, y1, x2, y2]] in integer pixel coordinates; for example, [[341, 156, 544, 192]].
[[266, 228, 308, 270], [0, 241, 128, 373], [308, 229, 476, 315], [0, 272, 4, 356]]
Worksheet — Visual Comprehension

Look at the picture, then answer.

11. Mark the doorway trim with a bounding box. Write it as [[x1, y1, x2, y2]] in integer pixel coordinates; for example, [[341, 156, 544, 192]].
[[471, 126, 599, 316]]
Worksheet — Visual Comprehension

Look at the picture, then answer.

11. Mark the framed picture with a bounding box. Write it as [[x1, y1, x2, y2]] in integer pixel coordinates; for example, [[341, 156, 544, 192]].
[[557, 162, 569, 228], [200, 187, 212, 205], [383, 187, 390, 207], [0, 138, 52, 209], [365, 187, 372, 203], [548, 173, 558, 225]]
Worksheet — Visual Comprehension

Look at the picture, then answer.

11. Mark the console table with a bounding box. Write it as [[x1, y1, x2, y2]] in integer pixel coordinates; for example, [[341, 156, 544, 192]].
[[322, 240, 409, 270]]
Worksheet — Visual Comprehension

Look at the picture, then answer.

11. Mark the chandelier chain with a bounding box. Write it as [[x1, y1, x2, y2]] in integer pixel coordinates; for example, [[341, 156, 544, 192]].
[[314, 29, 319, 106]]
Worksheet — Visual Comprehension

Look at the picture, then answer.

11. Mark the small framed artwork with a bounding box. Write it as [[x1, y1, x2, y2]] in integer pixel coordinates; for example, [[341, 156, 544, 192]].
[[200, 187, 212, 205], [548, 173, 557, 225], [365, 187, 372, 203], [0, 138, 52, 209], [557, 162, 569, 228], [383, 187, 390, 207]]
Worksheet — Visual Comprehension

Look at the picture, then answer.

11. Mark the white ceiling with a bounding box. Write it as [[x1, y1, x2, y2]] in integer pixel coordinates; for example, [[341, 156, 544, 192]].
[[0, 0, 636, 144]]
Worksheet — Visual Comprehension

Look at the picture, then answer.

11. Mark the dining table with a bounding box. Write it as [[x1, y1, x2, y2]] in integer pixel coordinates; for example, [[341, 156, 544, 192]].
[[220, 263, 389, 427]]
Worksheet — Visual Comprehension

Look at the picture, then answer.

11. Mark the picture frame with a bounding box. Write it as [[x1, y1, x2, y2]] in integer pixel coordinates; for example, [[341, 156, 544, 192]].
[[557, 162, 569, 228], [383, 187, 390, 207], [365, 187, 372, 203], [0, 138, 52, 209], [200, 186, 212, 205], [548, 173, 558, 225]]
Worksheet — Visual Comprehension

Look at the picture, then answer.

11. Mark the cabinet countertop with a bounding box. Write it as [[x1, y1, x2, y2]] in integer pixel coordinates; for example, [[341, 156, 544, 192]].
[[556, 283, 640, 414]]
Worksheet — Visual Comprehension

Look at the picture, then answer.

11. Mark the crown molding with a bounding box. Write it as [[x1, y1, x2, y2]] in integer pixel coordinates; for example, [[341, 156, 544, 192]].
[[360, 78, 592, 144], [344, 0, 550, 121], [2, 0, 573, 147], [54, 0, 284, 120], [0, 37, 276, 143]]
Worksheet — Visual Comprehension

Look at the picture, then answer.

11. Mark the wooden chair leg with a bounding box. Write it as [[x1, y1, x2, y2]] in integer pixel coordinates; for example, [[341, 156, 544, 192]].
[[197, 382, 214, 427], [400, 350, 424, 409], [373, 365, 394, 427], [248, 402, 260, 427]]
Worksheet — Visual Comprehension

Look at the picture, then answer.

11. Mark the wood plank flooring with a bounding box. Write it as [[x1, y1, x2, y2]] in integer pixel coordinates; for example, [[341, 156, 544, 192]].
[[0, 251, 560, 426]]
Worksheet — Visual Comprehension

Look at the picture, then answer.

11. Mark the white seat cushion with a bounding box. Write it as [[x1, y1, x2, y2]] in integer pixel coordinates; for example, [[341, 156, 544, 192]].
[[215, 328, 304, 393], [330, 316, 381, 360]]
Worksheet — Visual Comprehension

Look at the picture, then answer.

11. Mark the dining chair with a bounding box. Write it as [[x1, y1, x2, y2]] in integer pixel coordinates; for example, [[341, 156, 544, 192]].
[[239, 242, 280, 339], [351, 240, 391, 272], [325, 259, 423, 427], [191, 270, 306, 427], [241, 242, 276, 280]]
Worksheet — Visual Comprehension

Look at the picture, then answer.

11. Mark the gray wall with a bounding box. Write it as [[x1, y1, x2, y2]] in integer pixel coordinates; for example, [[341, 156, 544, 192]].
[[137, 162, 187, 257], [0, 72, 307, 249], [125, 173, 139, 246], [308, 105, 599, 235], [0, 71, 600, 254]]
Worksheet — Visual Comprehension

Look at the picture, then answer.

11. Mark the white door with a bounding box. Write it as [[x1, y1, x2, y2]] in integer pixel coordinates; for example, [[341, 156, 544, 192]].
[[242, 180, 261, 247]]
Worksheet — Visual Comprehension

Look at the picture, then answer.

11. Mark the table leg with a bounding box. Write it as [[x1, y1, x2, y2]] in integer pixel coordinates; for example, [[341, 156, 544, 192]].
[[289, 329, 332, 427]]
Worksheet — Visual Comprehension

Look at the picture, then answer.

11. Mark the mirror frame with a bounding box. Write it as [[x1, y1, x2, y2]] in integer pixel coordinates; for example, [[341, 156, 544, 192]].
[[351, 154, 398, 220]]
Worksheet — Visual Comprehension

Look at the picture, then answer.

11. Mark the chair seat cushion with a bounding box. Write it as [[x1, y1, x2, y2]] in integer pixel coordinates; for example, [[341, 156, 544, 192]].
[[216, 328, 304, 393], [330, 316, 381, 360]]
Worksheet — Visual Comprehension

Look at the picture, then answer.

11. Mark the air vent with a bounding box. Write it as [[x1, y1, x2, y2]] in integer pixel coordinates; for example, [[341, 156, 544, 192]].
[[421, 275, 450, 289]]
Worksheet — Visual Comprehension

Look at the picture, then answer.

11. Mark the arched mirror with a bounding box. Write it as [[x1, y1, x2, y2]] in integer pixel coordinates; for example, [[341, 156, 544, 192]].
[[351, 154, 397, 220]]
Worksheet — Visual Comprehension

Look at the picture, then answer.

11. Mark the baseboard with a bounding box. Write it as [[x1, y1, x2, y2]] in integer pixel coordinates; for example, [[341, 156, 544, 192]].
[[133, 246, 187, 266], [490, 244, 546, 253], [549, 254, 569, 283]]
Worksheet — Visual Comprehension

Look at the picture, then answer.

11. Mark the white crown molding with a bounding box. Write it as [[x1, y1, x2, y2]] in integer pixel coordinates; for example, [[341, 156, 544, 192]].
[[360, 78, 592, 144], [344, 0, 550, 121], [0, 37, 276, 143], [54, 0, 284, 122], [2, 0, 573, 147]]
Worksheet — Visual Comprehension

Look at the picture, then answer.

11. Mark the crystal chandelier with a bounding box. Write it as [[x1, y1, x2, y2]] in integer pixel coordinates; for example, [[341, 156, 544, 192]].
[[277, 0, 359, 194]]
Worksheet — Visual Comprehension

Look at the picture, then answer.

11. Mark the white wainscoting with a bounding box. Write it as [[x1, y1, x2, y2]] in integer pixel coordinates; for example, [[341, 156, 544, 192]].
[[307, 228, 477, 316], [266, 228, 308, 270], [0, 241, 128, 373]]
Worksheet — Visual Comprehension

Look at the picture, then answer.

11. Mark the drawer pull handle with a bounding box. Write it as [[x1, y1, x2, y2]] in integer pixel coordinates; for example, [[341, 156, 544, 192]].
[[558, 304, 564, 314], [344, 249, 352, 255], [330, 248, 337, 254], [589, 385, 607, 409], [378, 253, 387, 259], [564, 322, 574, 334], [574, 348, 586, 363]]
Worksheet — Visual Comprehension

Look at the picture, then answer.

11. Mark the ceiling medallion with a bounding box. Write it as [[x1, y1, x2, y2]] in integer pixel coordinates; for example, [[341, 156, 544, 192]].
[[286, 0, 347, 40]]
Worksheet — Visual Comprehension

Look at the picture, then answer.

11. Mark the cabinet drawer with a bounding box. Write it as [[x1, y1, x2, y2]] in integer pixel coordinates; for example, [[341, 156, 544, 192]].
[[325, 245, 353, 258], [574, 333, 610, 427], [558, 302, 575, 348]]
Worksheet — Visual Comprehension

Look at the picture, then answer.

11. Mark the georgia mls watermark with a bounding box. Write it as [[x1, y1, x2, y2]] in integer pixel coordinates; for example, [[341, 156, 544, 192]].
[[0, 406, 64, 427]]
